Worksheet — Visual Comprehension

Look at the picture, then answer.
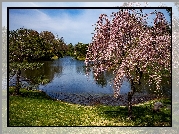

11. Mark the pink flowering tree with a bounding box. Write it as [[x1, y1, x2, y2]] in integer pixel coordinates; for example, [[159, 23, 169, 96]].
[[85, 9, 171, 118]]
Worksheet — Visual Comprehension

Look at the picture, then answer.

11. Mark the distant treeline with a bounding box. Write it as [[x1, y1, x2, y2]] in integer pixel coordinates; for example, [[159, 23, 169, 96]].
[[9, 27, 89, 62]]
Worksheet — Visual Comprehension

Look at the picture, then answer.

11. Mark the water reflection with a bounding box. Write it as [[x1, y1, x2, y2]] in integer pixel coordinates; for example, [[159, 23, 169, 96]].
[[75, 62, 86, 75], [37, 56, 115, 95], [130, 74, 171, 98], [17, 56, 171, 98], [94, 72, 108, 87], [21, 61, 63, 86]]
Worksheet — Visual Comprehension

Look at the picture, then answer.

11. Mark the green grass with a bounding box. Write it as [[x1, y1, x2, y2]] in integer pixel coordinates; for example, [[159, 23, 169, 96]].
[[9, 87, 171, 126]]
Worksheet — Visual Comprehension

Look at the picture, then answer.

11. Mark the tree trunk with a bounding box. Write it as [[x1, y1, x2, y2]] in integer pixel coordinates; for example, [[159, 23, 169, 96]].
[[127, 79, 135, 119], [15, 68, 21, 95], [127, 69, 143, 119], [128, 92, 133, 118]]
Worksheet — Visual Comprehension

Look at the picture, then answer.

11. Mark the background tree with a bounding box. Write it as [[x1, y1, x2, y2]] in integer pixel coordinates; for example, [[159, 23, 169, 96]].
[[74, 42, 88, 60], [9, 28, 44, 94], [39, 31, 56, 60], [66, 43, 74, 56], [85, 9, 171, 119], [51, 36, 67, 58], [9, 28, 44, 62], [9, 27, 67, 94]]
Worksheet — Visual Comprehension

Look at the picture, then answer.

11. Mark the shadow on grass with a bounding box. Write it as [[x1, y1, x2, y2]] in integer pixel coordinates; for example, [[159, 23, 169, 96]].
[[9, 87, 53, 100], [9, 87, 171, 126], [98, 102, 171, 126]]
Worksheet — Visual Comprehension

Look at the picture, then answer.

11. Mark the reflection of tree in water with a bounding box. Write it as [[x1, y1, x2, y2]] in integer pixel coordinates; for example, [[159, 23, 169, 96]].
[[89, 65, 171, 97], [21, 61, 63, 86], [53, 65, 63, 78], [75, 60, 86, 75], [76, 65, 85, 75], [132, 73, 171, 98], [93, 69, 114, 88], [94, 71, 108, 87], [83, 65, 114, 88]]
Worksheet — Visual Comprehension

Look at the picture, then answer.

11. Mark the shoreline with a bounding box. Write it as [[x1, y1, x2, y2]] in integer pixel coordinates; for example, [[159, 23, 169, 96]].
[[43, 90, 160, 106]]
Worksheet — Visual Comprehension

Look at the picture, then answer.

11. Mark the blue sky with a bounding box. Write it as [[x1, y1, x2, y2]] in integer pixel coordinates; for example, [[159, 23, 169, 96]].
[[3, 2, 177, 45]]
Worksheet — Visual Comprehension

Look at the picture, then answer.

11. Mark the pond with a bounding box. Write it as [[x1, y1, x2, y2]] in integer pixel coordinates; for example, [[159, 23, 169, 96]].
[[18, 56, 131, 95], [9, 56, 171, 105]]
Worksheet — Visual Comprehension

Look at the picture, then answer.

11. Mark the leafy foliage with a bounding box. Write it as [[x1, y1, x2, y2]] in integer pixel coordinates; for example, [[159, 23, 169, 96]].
[[9, 27, 67, 94], [74, 42, 89, 60], [66, 43, 74, 56], [9, 27, 67, 62]]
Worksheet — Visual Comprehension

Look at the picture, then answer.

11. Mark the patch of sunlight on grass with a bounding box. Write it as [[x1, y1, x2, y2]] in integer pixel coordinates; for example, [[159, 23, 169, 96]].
[[9, 88, 171, 126]]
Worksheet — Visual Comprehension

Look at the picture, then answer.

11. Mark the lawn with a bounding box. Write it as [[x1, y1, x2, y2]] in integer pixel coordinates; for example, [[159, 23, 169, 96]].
[[8, 87, 171, 126]]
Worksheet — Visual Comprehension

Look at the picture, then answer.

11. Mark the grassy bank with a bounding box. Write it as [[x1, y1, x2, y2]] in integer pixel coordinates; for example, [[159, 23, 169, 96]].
[[9, 87, 171, 126]]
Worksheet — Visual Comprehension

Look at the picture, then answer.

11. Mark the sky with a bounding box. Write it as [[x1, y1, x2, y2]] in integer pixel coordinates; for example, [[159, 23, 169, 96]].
[[3, 2, 178, 45]]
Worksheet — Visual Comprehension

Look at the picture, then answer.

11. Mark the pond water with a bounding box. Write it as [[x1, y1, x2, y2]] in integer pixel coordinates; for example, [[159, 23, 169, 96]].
[[18, 56, 131, 96], [9, 56, 171, 102]]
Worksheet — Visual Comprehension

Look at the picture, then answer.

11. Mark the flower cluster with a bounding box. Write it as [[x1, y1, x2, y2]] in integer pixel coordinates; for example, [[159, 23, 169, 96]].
[[85, 9, 171, 97]]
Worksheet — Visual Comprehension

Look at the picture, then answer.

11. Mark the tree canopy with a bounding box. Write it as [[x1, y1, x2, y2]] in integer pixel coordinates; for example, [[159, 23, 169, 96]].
[[9, 27, 67, 62], [85, 9, 171, 98]]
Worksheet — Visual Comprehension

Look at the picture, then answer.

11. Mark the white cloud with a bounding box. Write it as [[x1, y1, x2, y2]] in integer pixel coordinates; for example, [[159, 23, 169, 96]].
[[3, 2, 177, 45], [8, 7, 120, 45]]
